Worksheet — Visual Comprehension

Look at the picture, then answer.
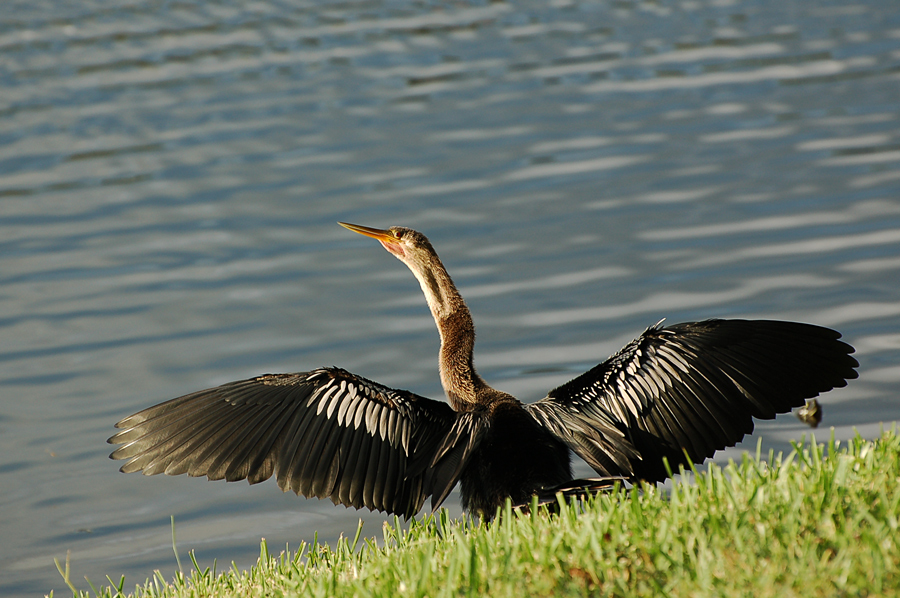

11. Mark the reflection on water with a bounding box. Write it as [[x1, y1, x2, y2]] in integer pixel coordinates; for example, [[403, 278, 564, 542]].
[[2, 0, 900, 596]]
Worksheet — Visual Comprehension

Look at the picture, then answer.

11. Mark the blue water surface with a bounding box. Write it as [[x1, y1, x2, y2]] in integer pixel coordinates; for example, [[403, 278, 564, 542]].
[[2, 1, 900, 595]]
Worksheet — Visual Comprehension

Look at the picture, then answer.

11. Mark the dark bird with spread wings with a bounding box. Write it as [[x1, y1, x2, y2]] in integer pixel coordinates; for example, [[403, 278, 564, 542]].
[[109, 223, 858, 518]]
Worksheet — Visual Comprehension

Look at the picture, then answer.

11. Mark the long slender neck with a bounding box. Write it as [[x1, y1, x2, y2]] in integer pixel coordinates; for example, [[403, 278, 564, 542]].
[[409, 254, 486, 411]]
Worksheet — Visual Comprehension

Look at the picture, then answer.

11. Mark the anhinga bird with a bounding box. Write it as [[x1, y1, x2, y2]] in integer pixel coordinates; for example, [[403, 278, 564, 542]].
[[109, 223, 858, 518]]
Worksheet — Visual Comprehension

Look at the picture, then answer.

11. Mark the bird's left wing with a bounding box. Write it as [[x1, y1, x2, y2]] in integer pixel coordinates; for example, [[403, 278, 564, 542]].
[[109, 367, 462, 518], [527, 319, 858, 482]]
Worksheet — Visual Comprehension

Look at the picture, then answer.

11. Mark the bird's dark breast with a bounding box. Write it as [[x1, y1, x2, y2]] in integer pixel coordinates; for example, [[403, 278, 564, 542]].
[[459, 402, 572, 517]]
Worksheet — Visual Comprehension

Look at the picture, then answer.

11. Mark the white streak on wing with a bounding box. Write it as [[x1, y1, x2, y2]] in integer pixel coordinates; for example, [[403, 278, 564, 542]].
[[364, 401, 378, 435], [401, 419, 410, 453], [629, 369, 650, 400], [336, 392, 353, 425], [360, 401, 378, 436], [353, 397, 368, 429], [310, 378, 334, 407], [325, 381, 345, 419], [617, 379, 641, 420], [386, 409, 397, 446], [651, 355, 673, 388], [658, 345, 690, 373], [637, 371, 656, 404], [379, 407, 390, 442], [342, 395, 363, 429], [656, 352, 682, 382], [605, 371, 631, 421], [626, 359, 638, 377], [316, 385, 339, 416]]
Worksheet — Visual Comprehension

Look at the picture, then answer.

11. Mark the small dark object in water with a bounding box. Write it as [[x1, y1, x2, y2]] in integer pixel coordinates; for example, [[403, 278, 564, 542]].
[[796, 398, 823, 428], [109, 224, 858, 518]]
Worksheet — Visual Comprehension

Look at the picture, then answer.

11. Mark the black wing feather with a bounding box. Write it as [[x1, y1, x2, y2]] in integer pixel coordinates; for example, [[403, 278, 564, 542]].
[[528, 319, 858, 482], [109, 367, 473, 518]]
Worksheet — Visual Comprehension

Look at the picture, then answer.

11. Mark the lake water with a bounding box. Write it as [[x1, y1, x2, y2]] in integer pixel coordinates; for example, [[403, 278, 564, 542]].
[[2, 1, 900, 595]]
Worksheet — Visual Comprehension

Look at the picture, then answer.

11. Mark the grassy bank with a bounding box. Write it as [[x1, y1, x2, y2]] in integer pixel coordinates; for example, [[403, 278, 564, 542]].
[[56, 429, 900, 597]]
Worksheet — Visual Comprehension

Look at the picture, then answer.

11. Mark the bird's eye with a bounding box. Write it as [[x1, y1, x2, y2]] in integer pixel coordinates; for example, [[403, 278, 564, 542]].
[[393, 230, 404, 240]]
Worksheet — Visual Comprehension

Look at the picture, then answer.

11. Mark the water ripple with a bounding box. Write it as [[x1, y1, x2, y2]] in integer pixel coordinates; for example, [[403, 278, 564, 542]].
[[640, 200, 900, 240], [3, 1, 900, 596]]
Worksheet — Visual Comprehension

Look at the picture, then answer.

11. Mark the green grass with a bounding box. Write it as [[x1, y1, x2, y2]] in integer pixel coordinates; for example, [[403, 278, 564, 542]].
[[55, 429, 900, 598]]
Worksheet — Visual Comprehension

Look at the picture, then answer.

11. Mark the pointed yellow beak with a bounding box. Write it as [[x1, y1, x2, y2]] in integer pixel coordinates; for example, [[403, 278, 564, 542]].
[[338, 222, 397, 243]]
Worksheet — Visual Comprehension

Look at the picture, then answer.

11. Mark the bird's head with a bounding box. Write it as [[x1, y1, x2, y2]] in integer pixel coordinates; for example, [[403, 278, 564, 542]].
[[339, 222, 459, 319], [339, 222, 438, 273]]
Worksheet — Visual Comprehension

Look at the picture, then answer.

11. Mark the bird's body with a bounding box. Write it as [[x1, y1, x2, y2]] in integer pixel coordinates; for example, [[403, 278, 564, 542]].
[[110, 223, 859, 518], [458, 396, 572, 514]]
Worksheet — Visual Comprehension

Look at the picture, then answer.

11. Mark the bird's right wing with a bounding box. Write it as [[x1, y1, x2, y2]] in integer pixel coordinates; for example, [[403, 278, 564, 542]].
[[527, 319, 858, 482], [109, 367, 472, 518]]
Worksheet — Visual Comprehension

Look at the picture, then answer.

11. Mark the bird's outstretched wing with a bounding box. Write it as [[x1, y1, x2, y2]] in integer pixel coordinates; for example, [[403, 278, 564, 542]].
[[109, 367, 470, 518], [527, 319, 859, 482]]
